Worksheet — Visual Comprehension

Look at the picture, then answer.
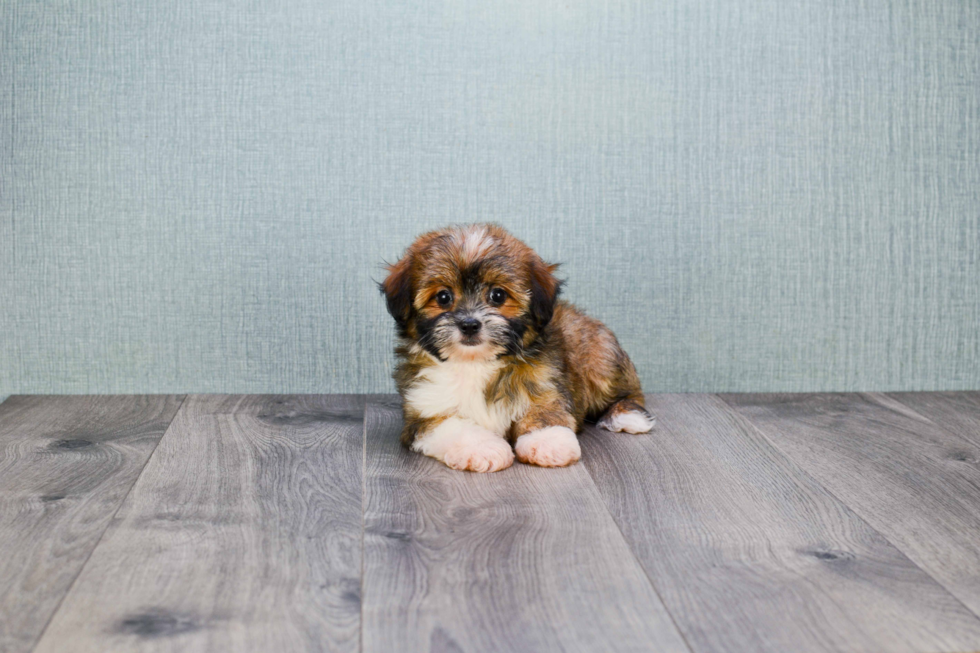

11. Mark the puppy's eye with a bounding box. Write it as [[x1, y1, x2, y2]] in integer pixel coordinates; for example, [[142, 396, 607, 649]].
[[489, 287, 507, 306], [435, 290, 453, 308]]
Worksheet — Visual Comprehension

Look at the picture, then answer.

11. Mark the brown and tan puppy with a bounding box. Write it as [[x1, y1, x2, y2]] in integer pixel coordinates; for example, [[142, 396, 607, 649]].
[[379, 223, 653, 472]]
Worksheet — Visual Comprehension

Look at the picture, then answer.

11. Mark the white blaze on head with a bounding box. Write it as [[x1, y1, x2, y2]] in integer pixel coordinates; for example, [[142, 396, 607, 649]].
[[455, 225, 495, 262]]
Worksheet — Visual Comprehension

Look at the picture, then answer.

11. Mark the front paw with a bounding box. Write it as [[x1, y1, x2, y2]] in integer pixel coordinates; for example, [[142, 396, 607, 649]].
[[442, 433, 515, 473], [515, 426, 581, 468]]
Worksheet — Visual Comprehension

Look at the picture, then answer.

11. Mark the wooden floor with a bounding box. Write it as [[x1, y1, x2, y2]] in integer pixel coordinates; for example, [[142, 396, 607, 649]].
[[1, 393, 980, 653]]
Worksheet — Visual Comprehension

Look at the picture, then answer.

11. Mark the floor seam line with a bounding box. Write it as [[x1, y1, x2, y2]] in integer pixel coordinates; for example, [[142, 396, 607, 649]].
[[717, 393, 980, 627], [359, 395, 369, 653], [879, 391, 980, 451], [580, 418, 697, 653], [27, 394, 189, 653]]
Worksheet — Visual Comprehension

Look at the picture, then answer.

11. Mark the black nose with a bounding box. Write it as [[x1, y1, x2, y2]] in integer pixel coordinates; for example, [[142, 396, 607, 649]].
[[458, 317, 482, 336]]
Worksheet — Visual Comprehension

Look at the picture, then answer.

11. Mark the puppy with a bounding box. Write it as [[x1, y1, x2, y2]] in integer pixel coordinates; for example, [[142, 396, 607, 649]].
[[379, 223, 653, 472]]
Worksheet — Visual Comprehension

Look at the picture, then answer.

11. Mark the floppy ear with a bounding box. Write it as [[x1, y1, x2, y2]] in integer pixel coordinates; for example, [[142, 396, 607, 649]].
[[379, 255, 414, 330], [528, 259, 562, 329]]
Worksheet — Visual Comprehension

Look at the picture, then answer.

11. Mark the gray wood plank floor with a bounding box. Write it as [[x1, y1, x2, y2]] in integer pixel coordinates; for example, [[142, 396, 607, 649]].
[[721, 393, 980, 620], [362, 398, 688, 653], [887, 391, 980, 449], [2, 392, 980, 652], [581, 394, 980, 653], [0, 395, 184, 653], [33, 395, 364, 653]]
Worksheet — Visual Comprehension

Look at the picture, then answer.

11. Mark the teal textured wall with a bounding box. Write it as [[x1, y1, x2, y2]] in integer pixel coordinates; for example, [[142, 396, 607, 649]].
[[2, 0, 978, 394]]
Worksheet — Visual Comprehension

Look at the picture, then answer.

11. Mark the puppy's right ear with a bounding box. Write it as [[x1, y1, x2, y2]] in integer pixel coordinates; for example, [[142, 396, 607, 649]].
[[528, 258, 562, 329], [379, 255, 414, 330]]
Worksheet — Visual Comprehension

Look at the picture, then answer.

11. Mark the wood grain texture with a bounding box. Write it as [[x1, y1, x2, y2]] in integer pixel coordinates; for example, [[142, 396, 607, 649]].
[[722, 392, 980, 620], [581, 393, 980, 653], [32, 395, 364, 653], [888, 392, 980, 449], [0, 395, 184, 653], [362, 396, 690, 653]]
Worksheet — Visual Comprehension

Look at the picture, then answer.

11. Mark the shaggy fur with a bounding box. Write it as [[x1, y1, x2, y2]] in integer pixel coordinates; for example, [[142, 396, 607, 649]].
[[379, 223, 653, 471]]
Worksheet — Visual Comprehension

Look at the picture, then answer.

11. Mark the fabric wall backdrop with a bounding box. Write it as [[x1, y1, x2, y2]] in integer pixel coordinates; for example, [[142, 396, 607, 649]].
[[2, 0, 978, 395]]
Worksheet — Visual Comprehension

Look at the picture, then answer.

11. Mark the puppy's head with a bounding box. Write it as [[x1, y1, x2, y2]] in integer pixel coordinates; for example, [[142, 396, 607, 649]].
[[380, 224, 561, 362]]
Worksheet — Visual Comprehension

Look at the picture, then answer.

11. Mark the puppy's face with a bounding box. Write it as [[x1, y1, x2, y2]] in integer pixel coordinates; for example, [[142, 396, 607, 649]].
[[380, 224, 561, 362]]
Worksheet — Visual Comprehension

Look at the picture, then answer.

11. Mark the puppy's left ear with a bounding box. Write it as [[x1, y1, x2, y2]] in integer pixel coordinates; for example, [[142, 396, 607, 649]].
[[529, 259, 562, 329], [379, 255, 414, 331]]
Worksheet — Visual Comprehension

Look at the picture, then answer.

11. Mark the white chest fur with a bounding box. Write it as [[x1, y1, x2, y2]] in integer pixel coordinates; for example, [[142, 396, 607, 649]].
[[404, 358, 528, 435]]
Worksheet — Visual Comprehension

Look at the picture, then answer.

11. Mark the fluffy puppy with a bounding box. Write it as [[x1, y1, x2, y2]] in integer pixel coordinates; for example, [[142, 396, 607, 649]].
[[379, 223, 653, 472]]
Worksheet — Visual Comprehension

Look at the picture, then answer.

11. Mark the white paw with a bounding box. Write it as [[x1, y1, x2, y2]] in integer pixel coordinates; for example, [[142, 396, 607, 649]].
[[412, 418, 514, 473], [442, 435, 514, 473], [515, 426, 581, 468], [598, 410, 655, 434]]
